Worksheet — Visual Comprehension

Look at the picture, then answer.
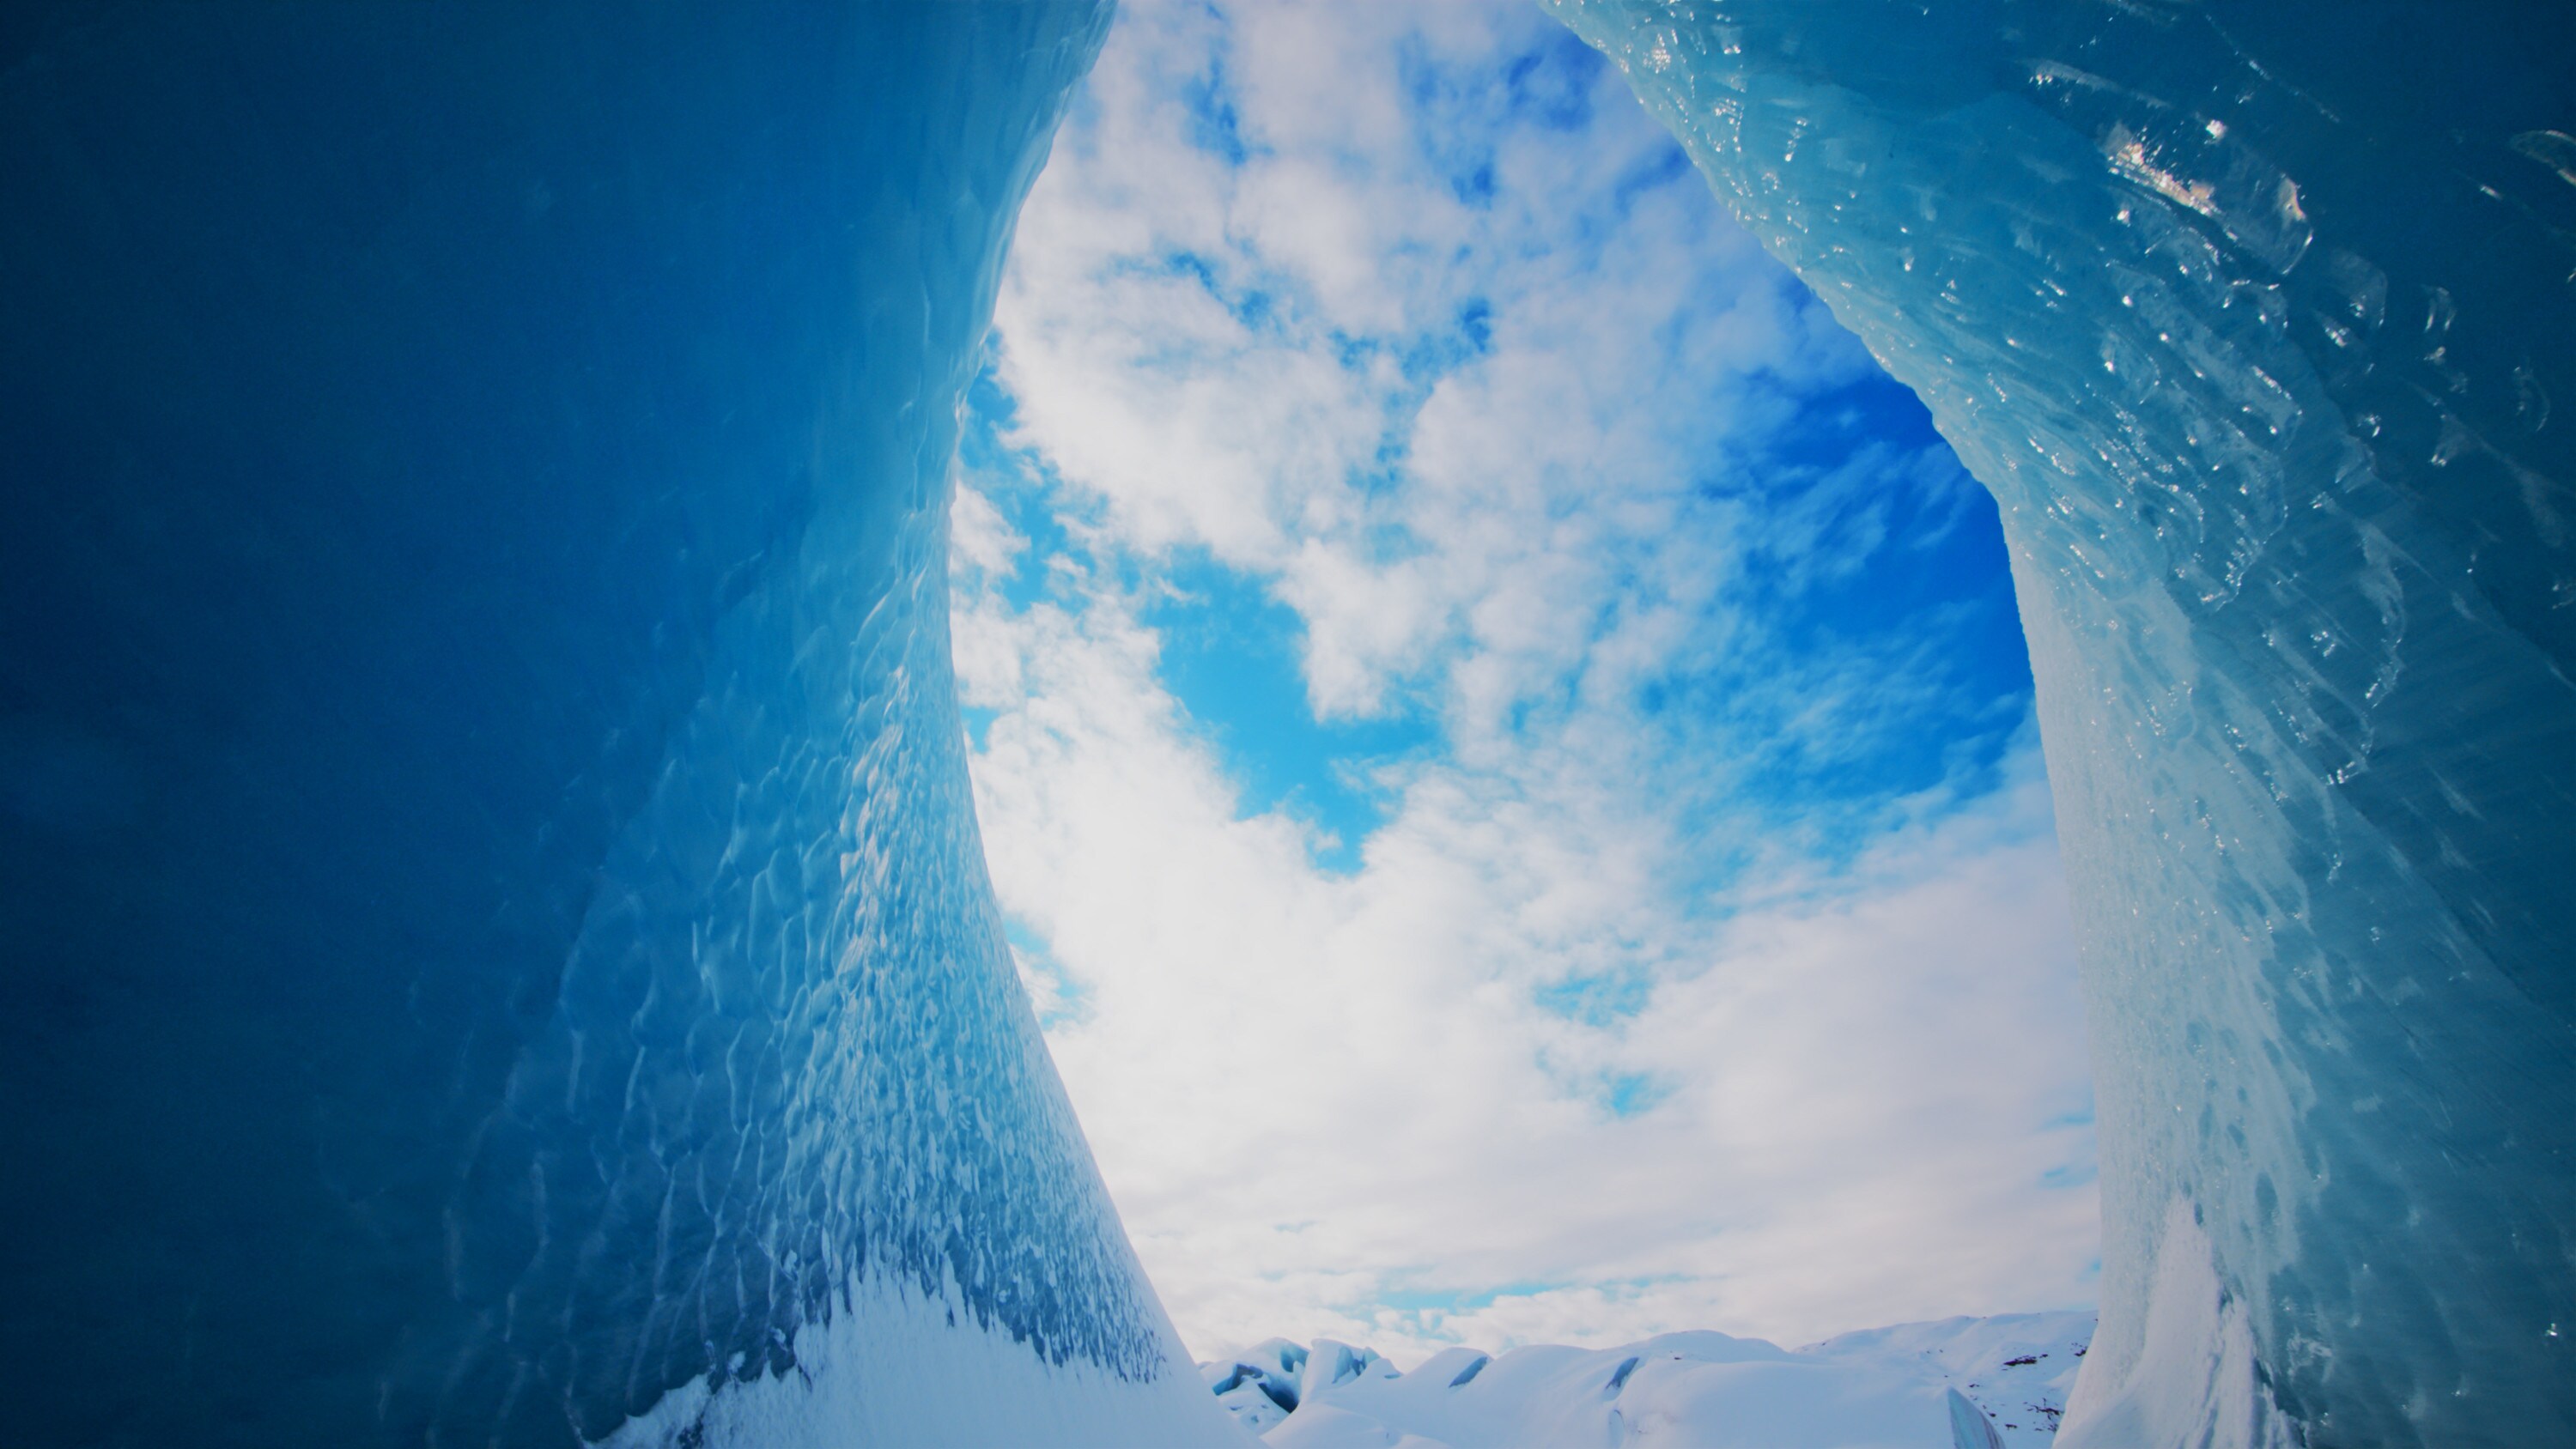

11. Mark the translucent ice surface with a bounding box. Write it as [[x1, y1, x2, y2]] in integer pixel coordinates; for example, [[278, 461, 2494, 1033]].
[[0, 5, 1230, 1446], [1550, 3, 2576, 1446]]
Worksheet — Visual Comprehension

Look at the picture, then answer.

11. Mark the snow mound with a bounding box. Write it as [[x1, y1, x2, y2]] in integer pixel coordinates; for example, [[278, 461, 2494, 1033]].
[[1203, 1313, 2092, 1448]]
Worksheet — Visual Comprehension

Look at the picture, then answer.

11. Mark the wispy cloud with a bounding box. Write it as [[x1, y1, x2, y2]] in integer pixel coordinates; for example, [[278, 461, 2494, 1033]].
[[951, 0, 2095, 1365]]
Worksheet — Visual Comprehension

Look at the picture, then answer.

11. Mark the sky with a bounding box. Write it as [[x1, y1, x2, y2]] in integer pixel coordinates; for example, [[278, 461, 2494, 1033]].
[[948, 0, 2099, 1366]]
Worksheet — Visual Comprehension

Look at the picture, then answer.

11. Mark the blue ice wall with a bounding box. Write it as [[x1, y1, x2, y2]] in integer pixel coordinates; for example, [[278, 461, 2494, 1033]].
[[1551, 3, 2575, 1446], [0, 6, 1233, 1446]]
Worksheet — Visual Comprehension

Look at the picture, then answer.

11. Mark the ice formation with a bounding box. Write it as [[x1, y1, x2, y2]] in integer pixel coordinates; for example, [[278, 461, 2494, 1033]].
[[8, 0, 2570, 1446], [1549, 2, 2576, 1445], [1201, 1314, 2095, 1449], [0, 4, 1230, 1446]]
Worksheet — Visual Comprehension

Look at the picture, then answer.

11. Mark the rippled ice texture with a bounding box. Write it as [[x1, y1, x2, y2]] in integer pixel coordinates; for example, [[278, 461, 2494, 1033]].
[[0, 5, 1230, 1446], [1549, 3, 2576, 1446]]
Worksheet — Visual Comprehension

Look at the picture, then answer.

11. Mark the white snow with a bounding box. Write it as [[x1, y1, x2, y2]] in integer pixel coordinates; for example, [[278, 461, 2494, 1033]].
[[1200, 1313, 2093, 1449], [2056, 1203, 2290, 1449], [599, 1274, 1249, 1448]]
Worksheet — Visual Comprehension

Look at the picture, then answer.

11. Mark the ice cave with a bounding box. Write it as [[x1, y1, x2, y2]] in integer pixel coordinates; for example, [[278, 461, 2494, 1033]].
[[1, 3, 2567, 1446]]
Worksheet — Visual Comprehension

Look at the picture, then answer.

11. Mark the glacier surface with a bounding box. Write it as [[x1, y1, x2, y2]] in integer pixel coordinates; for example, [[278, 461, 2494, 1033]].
[[1200, 1314, 2096, 1449], [1549, 2, 2576, 1446], [0, 4, 1231, 1446]]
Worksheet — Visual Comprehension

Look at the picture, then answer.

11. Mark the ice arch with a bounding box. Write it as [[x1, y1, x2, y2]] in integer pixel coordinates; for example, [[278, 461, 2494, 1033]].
[[3, 3, 2568, 1447], [1548, 2, 2576, 1446]]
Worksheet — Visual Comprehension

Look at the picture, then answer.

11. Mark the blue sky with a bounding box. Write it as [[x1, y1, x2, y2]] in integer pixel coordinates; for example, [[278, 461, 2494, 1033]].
[[950, 1, 2096, 1363]]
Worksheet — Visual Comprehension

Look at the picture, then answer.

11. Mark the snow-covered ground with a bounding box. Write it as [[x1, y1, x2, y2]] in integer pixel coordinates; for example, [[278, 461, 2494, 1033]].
[[1200, 1313, 2093, 1449]]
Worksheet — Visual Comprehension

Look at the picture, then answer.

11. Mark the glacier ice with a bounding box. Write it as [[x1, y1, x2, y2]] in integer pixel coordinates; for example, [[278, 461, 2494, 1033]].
[[0, 4, 1232, 1446], [1202, 1340, 1310, 1434], [1204, 1314, 2094, 1449], [9, 0, 2571, 1446], [1549, 2, 2576, 1445]]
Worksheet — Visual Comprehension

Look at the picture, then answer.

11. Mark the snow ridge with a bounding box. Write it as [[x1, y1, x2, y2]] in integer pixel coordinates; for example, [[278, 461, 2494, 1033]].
[[1202, 1313, 2093, 1448]]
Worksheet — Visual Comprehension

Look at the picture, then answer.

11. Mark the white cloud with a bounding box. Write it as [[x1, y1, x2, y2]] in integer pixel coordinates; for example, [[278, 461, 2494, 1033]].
[[956, 565, 2093, 1362], [952, 0, 2098, 1367]]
